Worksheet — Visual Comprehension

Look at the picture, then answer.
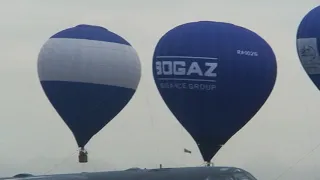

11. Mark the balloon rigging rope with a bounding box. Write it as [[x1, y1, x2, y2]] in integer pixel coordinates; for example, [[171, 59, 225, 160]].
[[142, 76, 159, 157], [143, 77, 155, 128], [274, 142, 320, 180], [42, 150, 78, 175]]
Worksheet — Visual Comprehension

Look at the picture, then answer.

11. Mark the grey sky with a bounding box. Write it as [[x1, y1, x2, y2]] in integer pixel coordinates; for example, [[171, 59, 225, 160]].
[[0, 0, 319, 179]]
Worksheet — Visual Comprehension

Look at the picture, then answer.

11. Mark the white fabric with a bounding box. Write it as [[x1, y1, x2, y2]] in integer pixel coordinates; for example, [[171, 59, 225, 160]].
[[38, 38, 141, 90]]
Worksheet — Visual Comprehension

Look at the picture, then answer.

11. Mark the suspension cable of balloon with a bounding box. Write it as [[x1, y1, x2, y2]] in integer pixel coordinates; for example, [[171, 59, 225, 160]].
[[273, 142, 320, 180], [42, 150, 78, 175], [141, 72, 162, 168]]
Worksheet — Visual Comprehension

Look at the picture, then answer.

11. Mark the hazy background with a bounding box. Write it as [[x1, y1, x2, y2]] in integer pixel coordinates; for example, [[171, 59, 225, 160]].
[[0, 1, 319, 179]]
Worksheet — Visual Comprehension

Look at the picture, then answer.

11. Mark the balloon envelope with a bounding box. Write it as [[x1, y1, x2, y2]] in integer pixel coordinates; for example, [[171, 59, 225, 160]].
[[296, 6, 320, 89], [152, 21, 277, 162], [38, 24, 141, 148]]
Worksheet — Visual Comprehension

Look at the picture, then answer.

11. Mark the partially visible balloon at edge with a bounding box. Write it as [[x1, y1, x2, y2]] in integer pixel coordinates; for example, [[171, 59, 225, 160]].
[[296, 6, 320, 89]]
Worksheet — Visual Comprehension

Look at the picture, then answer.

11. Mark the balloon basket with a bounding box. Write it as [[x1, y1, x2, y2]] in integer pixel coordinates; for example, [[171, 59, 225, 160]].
[[78, 150, 88, 163], [204, 162, 214, 167]]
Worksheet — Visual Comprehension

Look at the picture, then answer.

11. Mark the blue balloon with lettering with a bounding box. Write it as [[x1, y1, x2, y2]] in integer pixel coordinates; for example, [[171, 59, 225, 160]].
[[38, 24, 141, 148], [296, 6, 320, 89], [152, 21, 277, 163]]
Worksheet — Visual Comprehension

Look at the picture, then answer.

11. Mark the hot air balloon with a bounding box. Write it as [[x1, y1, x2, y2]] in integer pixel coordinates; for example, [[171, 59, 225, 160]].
[[296, 6, 320, 89], [152, 21, 277, 165], [37, 24, 141, 163]]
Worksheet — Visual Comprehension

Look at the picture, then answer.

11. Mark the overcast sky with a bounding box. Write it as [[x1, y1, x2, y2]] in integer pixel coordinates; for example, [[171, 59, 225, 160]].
[[0, 1, 319, 180]]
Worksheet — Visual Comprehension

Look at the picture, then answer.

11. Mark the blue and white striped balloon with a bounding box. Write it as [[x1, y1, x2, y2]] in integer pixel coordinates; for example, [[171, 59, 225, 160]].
[[37, 24, 141, 148]]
